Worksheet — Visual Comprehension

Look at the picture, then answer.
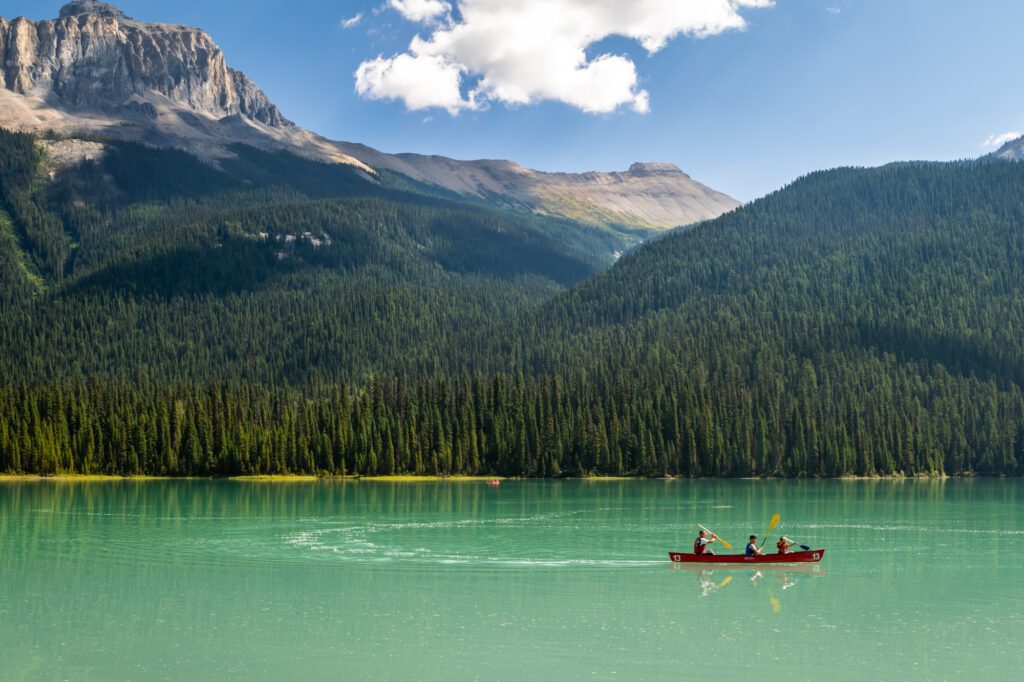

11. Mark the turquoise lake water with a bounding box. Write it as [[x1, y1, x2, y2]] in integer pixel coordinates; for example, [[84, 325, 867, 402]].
[[1, 479, 1021, 681]]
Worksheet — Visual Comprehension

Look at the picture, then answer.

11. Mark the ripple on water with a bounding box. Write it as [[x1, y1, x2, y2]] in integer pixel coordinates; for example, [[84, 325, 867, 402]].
[[276, 514, 667, 569]]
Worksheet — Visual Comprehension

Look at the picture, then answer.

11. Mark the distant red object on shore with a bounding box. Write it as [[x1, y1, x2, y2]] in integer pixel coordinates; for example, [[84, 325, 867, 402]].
[[486, 480, 500, 486]]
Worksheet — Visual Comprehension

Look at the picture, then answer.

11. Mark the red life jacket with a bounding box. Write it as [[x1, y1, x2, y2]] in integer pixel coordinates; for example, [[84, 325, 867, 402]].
[[694, 538, 705, 554]]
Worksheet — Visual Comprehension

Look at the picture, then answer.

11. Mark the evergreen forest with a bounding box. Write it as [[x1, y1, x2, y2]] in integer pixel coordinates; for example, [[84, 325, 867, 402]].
[[1, 128, 1022, 477]]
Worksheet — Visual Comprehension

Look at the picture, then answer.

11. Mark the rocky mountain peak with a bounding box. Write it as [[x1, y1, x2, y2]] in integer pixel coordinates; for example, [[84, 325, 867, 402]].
[[628, 162, 684, 175], [0, 2, 289, 128], [59, 1, 129, 20], [630, 161, 679, 173]]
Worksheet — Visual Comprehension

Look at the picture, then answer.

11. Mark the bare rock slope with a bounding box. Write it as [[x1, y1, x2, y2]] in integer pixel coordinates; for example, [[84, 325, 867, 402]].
[[0, 1, 368, 168], [0, 1, 740, 229], [992, 136, 1024, 162]]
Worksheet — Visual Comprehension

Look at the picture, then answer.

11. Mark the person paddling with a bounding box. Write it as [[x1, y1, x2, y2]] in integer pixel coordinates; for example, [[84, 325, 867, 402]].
[[776, 536, 795, 554], [745, 535, 763, 556], [694, 528, 717, 556]]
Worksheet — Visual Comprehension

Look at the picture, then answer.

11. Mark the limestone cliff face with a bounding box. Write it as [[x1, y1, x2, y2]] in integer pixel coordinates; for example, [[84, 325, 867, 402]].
[[0, 1, 286, 126]]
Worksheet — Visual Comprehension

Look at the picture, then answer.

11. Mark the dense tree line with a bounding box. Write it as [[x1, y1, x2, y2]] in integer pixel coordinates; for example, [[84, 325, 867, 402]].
[[1, 364, 1019, 477], [1, 129, 1022, 476]]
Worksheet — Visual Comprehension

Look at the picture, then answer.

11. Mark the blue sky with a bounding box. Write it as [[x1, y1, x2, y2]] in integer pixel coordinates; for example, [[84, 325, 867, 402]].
[[6, 1, 1024, 201]]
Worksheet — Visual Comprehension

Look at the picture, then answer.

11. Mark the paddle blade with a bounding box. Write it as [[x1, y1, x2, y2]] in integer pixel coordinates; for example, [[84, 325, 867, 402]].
[[719, 576, 733, 588], [771, 595, 781, 613], [799, 544, 810, 551], [718, 538, 733, 550], [759, 513, 781, 549]]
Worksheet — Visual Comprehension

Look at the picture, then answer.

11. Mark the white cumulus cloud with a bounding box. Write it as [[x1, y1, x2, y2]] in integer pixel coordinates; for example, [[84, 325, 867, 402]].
[[356, 53, 471, 114], [340, 13, 364, 29], [388, 0, 451, 23], [356, 0, 773, 115], [981, 131, 1023, 149]]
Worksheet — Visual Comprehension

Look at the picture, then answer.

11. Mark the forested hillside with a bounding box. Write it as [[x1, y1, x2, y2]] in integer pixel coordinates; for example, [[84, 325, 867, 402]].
[[0, 130, 615, 383], [460, 161, 1024, 477], [1, 128, 1022, 477]]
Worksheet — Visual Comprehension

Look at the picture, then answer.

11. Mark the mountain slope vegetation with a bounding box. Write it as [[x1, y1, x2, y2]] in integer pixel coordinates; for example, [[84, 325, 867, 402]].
[[0, 130, 613, 384], [1, 128, 1021, 477], [459, 161, 1024, 476]]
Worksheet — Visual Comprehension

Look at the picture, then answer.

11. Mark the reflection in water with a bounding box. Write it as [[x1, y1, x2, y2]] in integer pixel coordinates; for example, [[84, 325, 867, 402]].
[[672, 562, 826, 613], [696, 570, 734, 597]]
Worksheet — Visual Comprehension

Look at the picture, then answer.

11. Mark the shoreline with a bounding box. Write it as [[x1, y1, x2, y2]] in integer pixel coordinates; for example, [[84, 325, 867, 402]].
[[0, 473, 507, 482], [0, 473, 1007, 482]]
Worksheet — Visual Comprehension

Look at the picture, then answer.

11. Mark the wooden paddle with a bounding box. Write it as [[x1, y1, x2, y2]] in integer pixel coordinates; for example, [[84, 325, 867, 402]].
[[698, 524, 733, 550], [718, 576, 733, 589], [758, 514, 781, 550]]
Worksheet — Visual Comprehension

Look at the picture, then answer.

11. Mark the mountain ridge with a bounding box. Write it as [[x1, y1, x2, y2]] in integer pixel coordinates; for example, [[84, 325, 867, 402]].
[[0, 1, 740, 232]]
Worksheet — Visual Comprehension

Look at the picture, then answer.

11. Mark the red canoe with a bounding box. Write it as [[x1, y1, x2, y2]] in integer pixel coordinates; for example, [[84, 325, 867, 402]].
[[668, 549, 825, 564]]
